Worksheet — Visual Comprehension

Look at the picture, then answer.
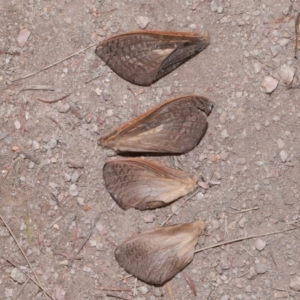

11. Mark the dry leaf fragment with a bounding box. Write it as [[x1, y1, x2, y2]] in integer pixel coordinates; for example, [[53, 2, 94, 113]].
[[115, 220, 206, 285], [95, 30, 209, 86], [103, 158, 198, 210], [99, 95, 213, 154]]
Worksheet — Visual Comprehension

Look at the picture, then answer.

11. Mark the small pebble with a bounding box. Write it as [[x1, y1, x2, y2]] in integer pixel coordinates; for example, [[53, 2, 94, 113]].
[[10, 268, 26, 283], [279, 64, 295, 85], [270, 45, 282, 57], [280, 150, 288, 162], [32, 140, 40, 150], [14, 120, 21, 129], [254, 122, 261, 131], [255, 263, 268, 274], [138, 286, 149, 295], [64, 17, 72, 24], [290, 277, 300, 291], [255, 239, 266, 251], [221, 129, 229, 139], [69, 184, 79, 196], [56, 103, 71, 113], [260, 76, 278, 93], [71, 171, 81, 183], [238, 216, 247, 228], [135, 16, 150, 29], [253, 62, 261, 73], [143, 214, 156, 223], [277, 139, 284, 149], [77, 197, 85, 206], [210, 0, 218, 12], [48, 139, 57, 149], [17, 29, 31, 48]]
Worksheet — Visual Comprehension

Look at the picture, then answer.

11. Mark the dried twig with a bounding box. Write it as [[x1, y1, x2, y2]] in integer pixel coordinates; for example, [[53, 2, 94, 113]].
[[166, 282, 174, 300], [161, 188, 201, 226], [0, 253, 53, 300], [12, 43, 98, 81], [195, 227, 300, 254], [227, 206, 260, 214], [272, 287, 300, 294], [4, 157, 21, 179], [106, 294, 131, 300], [17, 85, 55, 95], [97, 287, 131, 292], [37, 93, 71, 104], [295, 12, 300, 58], [0, 49, 20, 56], [182, 272, 196, 296], [68, 213, 101, 266]]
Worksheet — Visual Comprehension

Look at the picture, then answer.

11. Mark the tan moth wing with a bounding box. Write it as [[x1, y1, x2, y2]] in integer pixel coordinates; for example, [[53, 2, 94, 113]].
[[95, 30, 209, 86], [115, 220, 206, 285], [99, 95, 213, 154], [103, 158, 198, 210]]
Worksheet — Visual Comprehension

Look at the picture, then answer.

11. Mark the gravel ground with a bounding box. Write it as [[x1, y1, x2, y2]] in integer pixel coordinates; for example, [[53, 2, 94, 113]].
[[1, 0, 300, 299]]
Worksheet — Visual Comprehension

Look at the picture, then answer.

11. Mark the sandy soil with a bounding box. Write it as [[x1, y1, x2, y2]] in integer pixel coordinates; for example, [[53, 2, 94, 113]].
[[1, 0, 300, 299]]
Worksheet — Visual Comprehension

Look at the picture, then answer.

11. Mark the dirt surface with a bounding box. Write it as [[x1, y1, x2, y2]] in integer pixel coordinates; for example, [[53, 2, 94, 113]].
[[1, 0, 300, 299]]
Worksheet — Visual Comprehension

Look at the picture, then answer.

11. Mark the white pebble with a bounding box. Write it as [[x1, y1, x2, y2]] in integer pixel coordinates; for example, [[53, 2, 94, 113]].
[[280, 150, 288, 162], [69, 184, 78, 196], [10, 268, 26, 283], [135, 16, 150, 29], [255, 239, 266, 251], [221, 129, 229, 139], [279, 64, 295, 85], [14, 120, 21, 129], [260, 76, 278, 93]]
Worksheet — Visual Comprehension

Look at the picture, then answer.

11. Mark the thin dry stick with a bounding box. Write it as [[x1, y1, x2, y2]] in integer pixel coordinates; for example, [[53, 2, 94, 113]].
[[295, 12, 300, 58], [37, 93, 71, 104], [17, 86, 55, 95], [0, 254, 54, 300], [106, 293, 132, 300], [97, 287, 131, 292], [227, 207, 260, 214], [13, 277, 30, 300], [12, 43, 98, 82], [68, 213, 101, 266], [272, 287, 300, 294], [4, 157, 21, 179], [195, 227, 300, 254], [0, 214, 50, 300], [161, 188, 200, 226]]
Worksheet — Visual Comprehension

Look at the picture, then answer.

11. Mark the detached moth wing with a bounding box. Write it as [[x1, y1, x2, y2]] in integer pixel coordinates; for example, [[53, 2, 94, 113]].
[[103, 158, 198, 210], [99, 95, 213, 154], [115, 220, 206, 285], [95, 30, 209, 86]]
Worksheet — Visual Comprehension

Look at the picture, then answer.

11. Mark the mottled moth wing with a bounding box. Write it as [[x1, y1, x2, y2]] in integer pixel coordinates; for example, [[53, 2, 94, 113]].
[[95, 30, 209, 86], [115, 220, 206, 285], [99, 95, 213, 154], [103, 158, 198, 210]]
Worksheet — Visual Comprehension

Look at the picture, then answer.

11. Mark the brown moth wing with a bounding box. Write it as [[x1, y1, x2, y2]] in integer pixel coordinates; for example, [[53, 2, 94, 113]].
[[95, 30, 209, 86], [115, 220, 206, 285], [99, 95, 213, 154], [103, 158, 198, 210]]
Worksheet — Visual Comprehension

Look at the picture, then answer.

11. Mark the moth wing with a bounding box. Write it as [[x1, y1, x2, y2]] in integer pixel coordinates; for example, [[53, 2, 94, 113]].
[[115, 221, 205, 285], [107, 95, 213, 153], [103, 159, 197, 210], [95, 31, 209, 86]]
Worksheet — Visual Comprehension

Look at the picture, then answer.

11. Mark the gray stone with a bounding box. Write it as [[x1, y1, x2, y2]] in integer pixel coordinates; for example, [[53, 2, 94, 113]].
[[71, 171, 81, 183], [290, 277, 300, 291], [138, 286, 149, 295], [255, 239, 266, 251], [255, 263, 268, 274], [10, 268, 26, 283], [48, 139, 57, 149], [69, 184, 78, 196], [56, 103, 71, 113], [279, 64, 295, 85], [270, 45, 282, 57], [280, 150, 288, 162], [210, 1, 218, 12]]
